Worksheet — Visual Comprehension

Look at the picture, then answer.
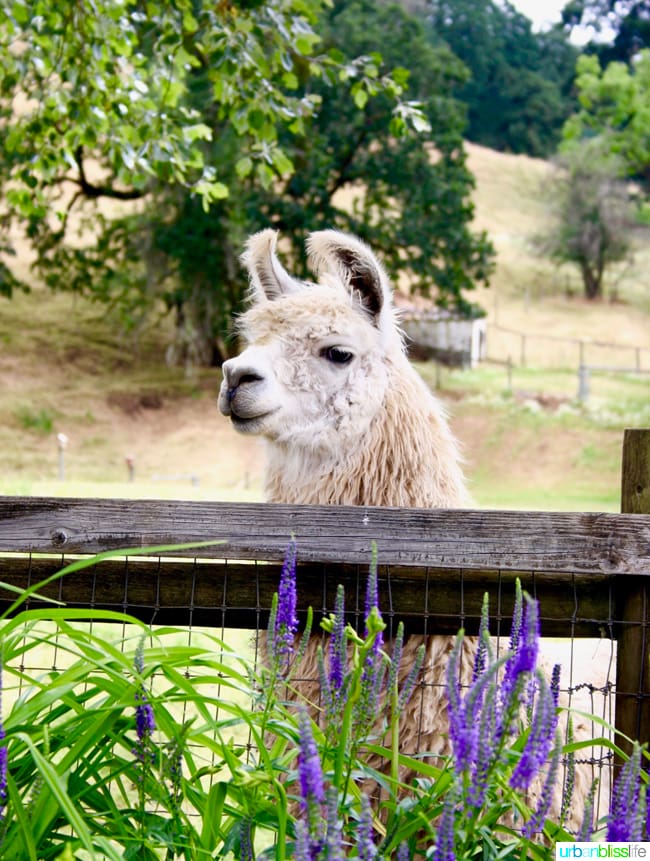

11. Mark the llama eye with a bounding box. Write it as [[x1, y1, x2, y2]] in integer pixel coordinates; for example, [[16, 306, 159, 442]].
[[321, 346, 354, 365]]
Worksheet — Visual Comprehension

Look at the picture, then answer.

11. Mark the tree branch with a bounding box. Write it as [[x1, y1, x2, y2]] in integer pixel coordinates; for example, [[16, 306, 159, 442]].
[[74, 146, 145, 201]]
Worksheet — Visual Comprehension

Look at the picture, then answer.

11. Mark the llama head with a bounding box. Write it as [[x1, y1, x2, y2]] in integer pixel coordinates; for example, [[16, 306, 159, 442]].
[[218, 229, 404, 454]]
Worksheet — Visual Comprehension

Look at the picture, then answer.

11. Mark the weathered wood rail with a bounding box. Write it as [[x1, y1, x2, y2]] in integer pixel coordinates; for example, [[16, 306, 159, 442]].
[[0, 430, 649, 756]]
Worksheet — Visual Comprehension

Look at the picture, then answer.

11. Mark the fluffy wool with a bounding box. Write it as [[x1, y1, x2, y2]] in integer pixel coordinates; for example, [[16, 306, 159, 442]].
[[219, 228, 592, 828]]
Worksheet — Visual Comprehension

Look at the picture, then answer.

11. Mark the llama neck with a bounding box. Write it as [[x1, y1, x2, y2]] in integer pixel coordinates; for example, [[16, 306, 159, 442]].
[[264, 362, 468, 508]]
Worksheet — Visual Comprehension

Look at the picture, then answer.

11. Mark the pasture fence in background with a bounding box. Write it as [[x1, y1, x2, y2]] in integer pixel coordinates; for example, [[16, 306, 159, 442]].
[[488, 324, 650, 372], [0, 430, 649, 791]]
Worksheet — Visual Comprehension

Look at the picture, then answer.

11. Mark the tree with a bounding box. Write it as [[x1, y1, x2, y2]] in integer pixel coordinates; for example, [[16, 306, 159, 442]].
[[0, 0, 494, 364], [561, 0, 650, 64], [536, 140, 634, 299], [420, 0, 579, 157], [562, 49, 650, 189], [266, 0, 494, 312]]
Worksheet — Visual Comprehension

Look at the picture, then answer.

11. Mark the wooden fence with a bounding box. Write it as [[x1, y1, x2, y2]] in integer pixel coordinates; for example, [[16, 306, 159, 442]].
[[489, 324, 650, 371], [0, 431, 649, 765]]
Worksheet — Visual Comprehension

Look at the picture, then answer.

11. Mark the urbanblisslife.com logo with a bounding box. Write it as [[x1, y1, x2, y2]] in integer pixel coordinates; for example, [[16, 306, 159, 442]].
[[557, 845, 650, 859]]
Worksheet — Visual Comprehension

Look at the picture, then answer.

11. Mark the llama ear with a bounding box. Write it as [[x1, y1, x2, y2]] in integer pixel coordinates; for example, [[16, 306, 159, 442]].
[[306, 230, 389, 322], [242, 229, 303, 301]]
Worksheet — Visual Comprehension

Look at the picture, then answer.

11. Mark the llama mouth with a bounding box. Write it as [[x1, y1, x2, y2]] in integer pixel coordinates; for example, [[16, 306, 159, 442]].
[[230, 408, 276, 431]]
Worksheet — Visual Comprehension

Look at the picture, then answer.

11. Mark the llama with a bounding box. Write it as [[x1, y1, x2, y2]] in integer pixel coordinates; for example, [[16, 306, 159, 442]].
[[218, 228, 592, 828]]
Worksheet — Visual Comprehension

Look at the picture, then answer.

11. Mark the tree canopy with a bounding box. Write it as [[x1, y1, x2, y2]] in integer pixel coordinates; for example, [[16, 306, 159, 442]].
[[418, 0, 579, 157], [561, 0, 650, 64], [562, 49, 650, 189], [0, 0, 494, 364]]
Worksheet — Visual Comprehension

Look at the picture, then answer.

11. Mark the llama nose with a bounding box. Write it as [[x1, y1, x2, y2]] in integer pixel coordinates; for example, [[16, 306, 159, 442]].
[[222, 362, 264, 400]]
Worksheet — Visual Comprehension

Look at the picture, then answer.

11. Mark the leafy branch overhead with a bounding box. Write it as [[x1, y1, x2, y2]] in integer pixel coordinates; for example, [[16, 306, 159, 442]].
[[0, 0, 493, 364], [0, 1, 418, 209]]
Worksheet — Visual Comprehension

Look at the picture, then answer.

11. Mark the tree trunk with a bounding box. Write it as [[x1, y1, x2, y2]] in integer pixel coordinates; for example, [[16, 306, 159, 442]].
[[580, 261, 603, 300]]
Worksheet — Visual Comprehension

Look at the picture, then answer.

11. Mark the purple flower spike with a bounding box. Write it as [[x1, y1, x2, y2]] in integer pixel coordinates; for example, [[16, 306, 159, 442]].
[[325, 788, 345, 861], [365, 544, 384, 652], [357, 794, 377, 861], [608, 745, 646, 841], [329, 585, 346, 695], [472, 594, 490, 683], [509, 581, 524, 655], [240, 818, 253, 861], [134, 641, 155, 743], [298, 708, 325, 811], [133, 639, 156, 770], [397, 843, 411, 861], [510, 672, 558, 792], [433, 790, 457, 861], [275, 539, 299, 665], [522, 736, 561, 839], [135, 693, 156, 743], [550, 663, 561, 708]]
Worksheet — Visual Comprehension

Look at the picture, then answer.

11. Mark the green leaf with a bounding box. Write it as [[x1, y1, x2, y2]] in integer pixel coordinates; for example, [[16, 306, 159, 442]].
[[235, 156, 253, 178], [353, 87, 368, 110], [15, 733, 97, 855], [184, 123, 212, 143], [271, 148, 293, 176]]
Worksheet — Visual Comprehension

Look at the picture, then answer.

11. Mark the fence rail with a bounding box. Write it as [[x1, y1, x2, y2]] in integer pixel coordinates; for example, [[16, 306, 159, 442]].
[[489, 323, 650, 371]]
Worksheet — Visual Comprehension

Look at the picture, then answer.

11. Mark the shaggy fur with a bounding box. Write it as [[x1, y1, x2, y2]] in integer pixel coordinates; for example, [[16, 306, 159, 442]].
[[219, 228, 591, 829]]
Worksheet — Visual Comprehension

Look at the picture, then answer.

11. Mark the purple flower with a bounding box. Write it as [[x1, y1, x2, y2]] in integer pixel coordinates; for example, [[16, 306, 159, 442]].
[[468, 678, 499, 808], [135, 693, 155, 744], [550, 663, 561, 708], [240, 818, 253, 861], [133, 640, 156, 768], [298, 708, 325, 811], [365, 545, 384, 654], [499, 596, 540, 739], [397, 843, 411, 861], [608, 745, 646, 841], [433, 789, 457, 861], [294, 820, 312, 861], [509, 582, 523, 656], [509, 598, 539, 678], [274, 539, 299, 666], [447, 633, 482, 773], [357, 794, 377, 861], [354, 557, 387, 735], [522, 735, 561, 839], [510, 672, 558, 792], [329, 585, 346, 695], [472, 593, 490, 683], [325, 788, 345, 861]]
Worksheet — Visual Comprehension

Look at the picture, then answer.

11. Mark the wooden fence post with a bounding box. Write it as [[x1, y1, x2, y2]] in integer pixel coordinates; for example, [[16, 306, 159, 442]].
[[616, 428, 650, 761]]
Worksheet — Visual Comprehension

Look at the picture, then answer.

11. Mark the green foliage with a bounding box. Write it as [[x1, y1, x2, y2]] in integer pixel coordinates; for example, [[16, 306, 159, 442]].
[[422, 0, 579, 157], [14, 407, 55, 435], [0, 0, 493, 365], [261, 0, 494, 319], [562, 49, 650, 190], [561, 0, 650, 64], [0, 0, 327, 207]]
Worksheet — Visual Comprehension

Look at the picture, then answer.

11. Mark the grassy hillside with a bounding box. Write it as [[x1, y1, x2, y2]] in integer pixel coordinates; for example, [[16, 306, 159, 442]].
[[1, 143, 649, 510]]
